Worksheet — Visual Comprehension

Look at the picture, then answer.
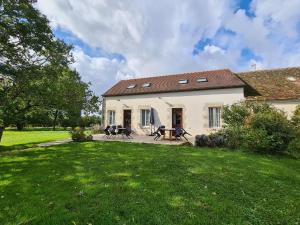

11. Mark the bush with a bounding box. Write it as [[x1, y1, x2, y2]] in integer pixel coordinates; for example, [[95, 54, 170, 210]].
[[222, 126, 245, 149], [222, 101, 296, 154], [208, 131, 226, 147], [245, 111, 294, 153], [70, 127, 93, 142], [195, 134, 210, 147], [195, 132, 226, 148], [242, 128, 270, 152], [286, 138, 300, 158], [291, 105, 300, 134], [222, 101, 274, 127]]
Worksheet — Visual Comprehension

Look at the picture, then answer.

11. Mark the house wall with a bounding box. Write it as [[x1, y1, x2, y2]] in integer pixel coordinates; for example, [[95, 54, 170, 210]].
[[103, 88, 244, 136], [267, 99, 300, 118]]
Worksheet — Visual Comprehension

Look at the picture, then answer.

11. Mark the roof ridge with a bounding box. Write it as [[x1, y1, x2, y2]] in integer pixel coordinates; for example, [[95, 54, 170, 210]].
[[123, 68, 232, 82], [238, 66, 300, 74]]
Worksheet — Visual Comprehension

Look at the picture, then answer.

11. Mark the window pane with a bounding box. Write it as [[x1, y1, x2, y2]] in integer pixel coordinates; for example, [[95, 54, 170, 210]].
[[141, 109, 150, 126], [108, 110, 115, 125], [209, 107, 221, 128]]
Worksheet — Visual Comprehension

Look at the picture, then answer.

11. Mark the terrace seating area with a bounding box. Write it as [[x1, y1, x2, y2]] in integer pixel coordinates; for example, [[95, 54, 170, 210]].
[[95, 125, 193, 145], [104, 125, 133, 139]]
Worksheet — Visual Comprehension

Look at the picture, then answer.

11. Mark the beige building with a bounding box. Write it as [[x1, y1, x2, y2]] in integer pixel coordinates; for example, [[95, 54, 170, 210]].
[[102, 67, 300, 136]]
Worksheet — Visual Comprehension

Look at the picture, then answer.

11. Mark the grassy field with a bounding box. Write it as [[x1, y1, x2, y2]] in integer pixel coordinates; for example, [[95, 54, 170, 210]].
[[0, 141, 299, 225], [0, 130, 70, 151]]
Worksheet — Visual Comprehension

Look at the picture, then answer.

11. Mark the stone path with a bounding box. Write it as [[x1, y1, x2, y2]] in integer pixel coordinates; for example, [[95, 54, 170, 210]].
[[36, 138, 72, 147]]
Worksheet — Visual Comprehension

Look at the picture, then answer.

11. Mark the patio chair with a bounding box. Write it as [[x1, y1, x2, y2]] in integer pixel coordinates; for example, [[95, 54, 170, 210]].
[[174, 127, 183, 140], [181, 128, 192, 141], [109, 125, 117, 138], [153, 125, 165, 141], [104, 126, 111, 138], [117, 125, 124, 137], [124, 127, 133, 139]]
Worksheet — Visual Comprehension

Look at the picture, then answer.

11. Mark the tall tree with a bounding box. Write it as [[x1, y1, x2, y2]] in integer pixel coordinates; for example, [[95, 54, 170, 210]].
[[0, 0, 99, 142]]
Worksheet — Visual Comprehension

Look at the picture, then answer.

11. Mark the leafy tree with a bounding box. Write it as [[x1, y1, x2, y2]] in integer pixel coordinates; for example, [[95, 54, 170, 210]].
[[0, 0, 100, 141]]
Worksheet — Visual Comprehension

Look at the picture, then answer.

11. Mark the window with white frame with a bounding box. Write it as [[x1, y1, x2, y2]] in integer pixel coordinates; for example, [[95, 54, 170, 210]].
[[141, 109, 150, 127], [209, 107, 221, 128], [107, 110, 116, 125]]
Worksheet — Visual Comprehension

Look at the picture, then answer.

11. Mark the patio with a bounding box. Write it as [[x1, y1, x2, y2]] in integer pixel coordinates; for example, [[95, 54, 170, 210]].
[[93, 134, 194, 145]]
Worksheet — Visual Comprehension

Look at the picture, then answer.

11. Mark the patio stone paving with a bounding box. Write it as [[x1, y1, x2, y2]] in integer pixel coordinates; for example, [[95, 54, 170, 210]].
[[93, 134, 194, 145]]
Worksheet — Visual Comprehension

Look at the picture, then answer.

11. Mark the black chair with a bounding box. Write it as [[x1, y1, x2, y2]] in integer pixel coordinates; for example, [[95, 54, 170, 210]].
[[124, 127, 133, 139], [110, 125, 117, 138], [104, 126, 111, 138], [153, 126, 165, 141], [174, 127, 183, 140], [181, 128, 192, 141], [117, 125, 123, 137]]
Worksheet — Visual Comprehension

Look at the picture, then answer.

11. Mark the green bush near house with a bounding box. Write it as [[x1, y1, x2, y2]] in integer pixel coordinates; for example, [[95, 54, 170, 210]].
[[220, 102, 298, 155], [286, 137, 300, 159]]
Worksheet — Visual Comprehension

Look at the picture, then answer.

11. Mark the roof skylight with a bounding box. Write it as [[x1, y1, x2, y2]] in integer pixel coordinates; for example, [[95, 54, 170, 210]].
[[287, 76, 296, 82], [197, 77, 208, 82], [178, 79, 188, 84], [142, 82, 151, 87], [127, 84, 136, 89]]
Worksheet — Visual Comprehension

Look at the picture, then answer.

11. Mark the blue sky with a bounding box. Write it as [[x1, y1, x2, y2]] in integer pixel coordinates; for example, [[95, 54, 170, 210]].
[[36, 0, 300, 95]]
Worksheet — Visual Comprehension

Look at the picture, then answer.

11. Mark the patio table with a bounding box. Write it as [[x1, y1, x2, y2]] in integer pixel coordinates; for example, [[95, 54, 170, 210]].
[[162, 128, 175, 140]]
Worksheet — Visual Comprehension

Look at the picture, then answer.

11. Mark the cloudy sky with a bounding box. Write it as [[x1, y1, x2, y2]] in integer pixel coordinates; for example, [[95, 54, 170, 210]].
[[36, 0, 300, 95]]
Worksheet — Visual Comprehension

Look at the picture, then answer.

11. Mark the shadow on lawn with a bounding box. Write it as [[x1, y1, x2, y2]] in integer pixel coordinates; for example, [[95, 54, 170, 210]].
[[0, 141, 299, 225], [0, 142, 43, 152]]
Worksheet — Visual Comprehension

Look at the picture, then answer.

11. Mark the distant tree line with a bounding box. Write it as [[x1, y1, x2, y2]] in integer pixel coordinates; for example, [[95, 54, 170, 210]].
[[0, 0, 101, 142]]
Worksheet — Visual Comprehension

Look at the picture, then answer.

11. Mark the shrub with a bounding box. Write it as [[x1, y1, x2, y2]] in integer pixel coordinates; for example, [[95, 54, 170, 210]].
[[222, 101, 297, 154], [286, 138, 300, 158], [195, 134, 210, 147], [195, 132, 226, 148], [222, 126, 245, 149], [291, 105, 300, 134], [222, 101, 274, 127], [91, 124, 103, 134], [245, 111, 294, 153], [208, 131, 226, 147], [70, 127, 93, 142], [242, 128, 270, 152]]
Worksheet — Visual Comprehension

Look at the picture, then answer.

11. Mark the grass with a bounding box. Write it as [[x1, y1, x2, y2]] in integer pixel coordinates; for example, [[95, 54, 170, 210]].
[[0, 130, 70, 151], [0, 141, 299, 225]]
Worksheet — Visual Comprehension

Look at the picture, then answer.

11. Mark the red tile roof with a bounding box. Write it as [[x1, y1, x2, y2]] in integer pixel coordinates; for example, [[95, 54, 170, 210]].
[[237, 67, 300, 100], [102, 69, 245, 97]]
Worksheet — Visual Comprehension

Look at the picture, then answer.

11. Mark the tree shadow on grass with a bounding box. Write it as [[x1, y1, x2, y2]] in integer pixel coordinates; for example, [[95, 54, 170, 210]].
[[0, 142, 42, 152]]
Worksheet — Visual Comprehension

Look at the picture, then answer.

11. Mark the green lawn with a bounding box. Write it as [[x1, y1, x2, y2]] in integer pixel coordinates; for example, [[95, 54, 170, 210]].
[[0, 142, 299, 225], [0, 130, 70, 151]]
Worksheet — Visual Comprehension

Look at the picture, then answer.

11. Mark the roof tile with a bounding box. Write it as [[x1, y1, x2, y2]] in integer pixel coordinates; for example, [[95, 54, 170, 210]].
[[103, 69, 245, 96]]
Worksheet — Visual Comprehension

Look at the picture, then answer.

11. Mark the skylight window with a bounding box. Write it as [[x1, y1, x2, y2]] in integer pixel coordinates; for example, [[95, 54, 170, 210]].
[[197, 77, 208, 82], [127, 84, 136, 89], [142, 82, 151, 87], [287, 76, 296, 82], [178, 79, 188, 84]]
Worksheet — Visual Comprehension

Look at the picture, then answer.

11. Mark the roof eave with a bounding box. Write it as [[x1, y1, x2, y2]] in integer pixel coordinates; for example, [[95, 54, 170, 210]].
[[102, 84, 245, 97]]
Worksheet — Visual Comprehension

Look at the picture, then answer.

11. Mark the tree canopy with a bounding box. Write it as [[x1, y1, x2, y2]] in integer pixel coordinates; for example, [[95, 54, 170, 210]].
[[0, 0, 100, 141]]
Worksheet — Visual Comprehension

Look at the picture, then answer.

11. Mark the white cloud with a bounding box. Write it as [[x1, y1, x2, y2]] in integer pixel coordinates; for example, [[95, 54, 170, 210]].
[[36, 0, 300, 94], [71, 48, 134, 95]]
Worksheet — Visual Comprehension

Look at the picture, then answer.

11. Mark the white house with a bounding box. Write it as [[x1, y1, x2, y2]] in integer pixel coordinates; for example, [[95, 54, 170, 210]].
[[102, 67, 300, 136]]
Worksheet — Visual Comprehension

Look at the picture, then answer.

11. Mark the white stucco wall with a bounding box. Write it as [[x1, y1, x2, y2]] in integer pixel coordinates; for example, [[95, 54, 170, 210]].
[[103, 88, 245, 136], [267, 99, 300, 118]]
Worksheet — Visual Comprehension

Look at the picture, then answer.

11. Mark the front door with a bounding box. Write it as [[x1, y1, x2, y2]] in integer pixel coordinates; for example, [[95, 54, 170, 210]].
[[172, 108, 183, 129], [123, 110, 131, 128]]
